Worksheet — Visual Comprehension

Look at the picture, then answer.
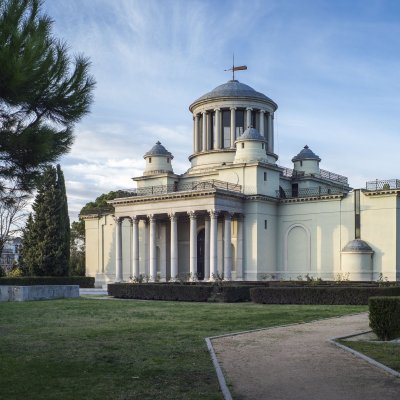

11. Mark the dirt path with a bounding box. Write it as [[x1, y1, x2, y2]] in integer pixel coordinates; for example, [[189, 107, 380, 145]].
[[212, 313, 400, 400]]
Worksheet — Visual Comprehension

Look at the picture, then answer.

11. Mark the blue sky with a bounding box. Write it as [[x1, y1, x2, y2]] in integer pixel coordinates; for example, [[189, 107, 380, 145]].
[[42, 0, 400, 220]]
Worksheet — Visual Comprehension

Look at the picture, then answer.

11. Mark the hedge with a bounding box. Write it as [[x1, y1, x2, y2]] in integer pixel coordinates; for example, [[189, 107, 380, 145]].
[[250, 286, 400, 305], [108, 283, 255, 302], [0, 276, 95, 288], [369, 296, 400, 340]]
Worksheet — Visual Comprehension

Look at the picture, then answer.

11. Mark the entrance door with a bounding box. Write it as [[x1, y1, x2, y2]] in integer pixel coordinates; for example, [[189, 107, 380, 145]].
[[197, 229, 205, 280]]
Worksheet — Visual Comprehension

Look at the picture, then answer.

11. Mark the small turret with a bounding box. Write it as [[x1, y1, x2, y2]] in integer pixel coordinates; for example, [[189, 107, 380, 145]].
[[234, 127, 268, 164], [292, 145, 321, 175], [143, 141, 174, 175]]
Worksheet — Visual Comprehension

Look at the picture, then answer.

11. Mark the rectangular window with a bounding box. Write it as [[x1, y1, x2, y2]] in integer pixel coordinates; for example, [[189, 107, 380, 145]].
[[149, 157, 152, 163], [235, 109, 244, 139], [241, 143, 244, 149], [222, 109, 230, 148], [264, 220, 268, 230], [355, 189, 361, 239], [264, 172, 267, 181]]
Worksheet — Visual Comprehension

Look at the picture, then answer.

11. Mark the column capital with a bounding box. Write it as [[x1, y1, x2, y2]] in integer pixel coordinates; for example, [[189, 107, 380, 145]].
[[130, 215, 139, 224], [202, 110, 208, 115], [230, 106, 237, 111], [214, 107, 221, 112], [194, 113, 199, 120], [187, 211, 197, 219], [113, 216, 122, 224], [168, 212, 177, 222], [259, 109, 266, 114], [147, 214, 156, 222], [246, 107, 253, 111], [224, 211, 234, 220], [208, 210, 219, 218]]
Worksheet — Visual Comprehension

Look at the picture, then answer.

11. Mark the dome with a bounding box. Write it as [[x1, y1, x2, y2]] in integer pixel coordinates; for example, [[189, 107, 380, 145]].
[[342, 239, 373, 253], [144, 141, 173, 159], [189, 80, 277, 110], [236, 127, 265, 142], [292, 145, 321, 162]]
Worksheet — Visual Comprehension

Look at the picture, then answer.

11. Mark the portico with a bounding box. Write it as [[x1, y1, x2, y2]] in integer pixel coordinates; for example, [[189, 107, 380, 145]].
[[111, 189, 244, 282]]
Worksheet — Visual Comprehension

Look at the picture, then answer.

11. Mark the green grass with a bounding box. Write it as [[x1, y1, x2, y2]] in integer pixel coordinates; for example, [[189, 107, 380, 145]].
[[0, 299, 365, 400], [340, 341, 400, 373]]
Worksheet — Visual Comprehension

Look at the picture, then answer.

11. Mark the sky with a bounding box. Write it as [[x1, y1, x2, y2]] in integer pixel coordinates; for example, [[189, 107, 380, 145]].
[[42, 0, 400, 220]]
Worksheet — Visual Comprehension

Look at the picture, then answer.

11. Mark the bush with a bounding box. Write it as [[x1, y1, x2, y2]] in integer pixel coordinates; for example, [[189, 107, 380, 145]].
[[108, 283, 256, 302], [369, 296, 400, 341], [250, 287, 400, 305], [0, 276, 94, 288], [108, 283, 214, 302]]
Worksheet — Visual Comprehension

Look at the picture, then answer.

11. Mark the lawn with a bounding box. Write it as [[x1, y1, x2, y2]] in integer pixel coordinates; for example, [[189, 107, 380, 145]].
[[340, 341, 400, 373], [0, 298, 365, 400]]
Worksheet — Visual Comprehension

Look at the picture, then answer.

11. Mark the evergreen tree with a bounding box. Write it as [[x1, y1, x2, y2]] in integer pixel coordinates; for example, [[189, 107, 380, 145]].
[[20, 164, 70, 276], [0, 0, 95, 192]]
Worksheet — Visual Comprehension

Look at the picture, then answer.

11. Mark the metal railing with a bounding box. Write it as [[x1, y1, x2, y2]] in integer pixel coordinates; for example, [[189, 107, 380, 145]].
[[113, 180, 242, 198], [280, 167, 348, 185], [365, 179, 400, 191], [276, 186, 344, 199]]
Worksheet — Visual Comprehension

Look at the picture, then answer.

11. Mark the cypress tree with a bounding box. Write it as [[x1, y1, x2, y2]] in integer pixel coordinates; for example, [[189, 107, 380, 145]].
[[20, 164, 70, 276]]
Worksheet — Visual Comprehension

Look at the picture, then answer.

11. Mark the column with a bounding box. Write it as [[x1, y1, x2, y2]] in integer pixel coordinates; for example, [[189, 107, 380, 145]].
[[209, 210, 219, 280], [188, 211, 197, 280], [114, 217, 123, 282], [236, 215, 244, 280], [159, 223, 167, 282], [230, 107, 236, 148], [267, 112, 273, 153], [259, 110, 265, 137], [131, 216, 139, 279], [271, 113, 275, 152], [169, 213, 178, 281], [194, 114, 199, 153], [224, 213, 232, 280], [202, 111, 207, 152], [246, 107, 253, 128], [207, 112, 212, 150], [148, 214, 157, 282], [204, 217, 210, 280], [214, 108, 221, 149]]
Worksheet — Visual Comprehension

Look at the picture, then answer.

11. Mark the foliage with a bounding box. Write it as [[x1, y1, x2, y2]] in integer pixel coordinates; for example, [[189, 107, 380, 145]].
[[369, 296, 400, 341], [19, 164, 70, 276], [0, 299, 365, 400], [250, 287, 400, 305], [109, 283, 256, 303], [0, 275, 94, 287], [0, 0, 95, 192], [0, 265, 5, 277], [79, 190, 134, 216], [6, 265, 23, 277]]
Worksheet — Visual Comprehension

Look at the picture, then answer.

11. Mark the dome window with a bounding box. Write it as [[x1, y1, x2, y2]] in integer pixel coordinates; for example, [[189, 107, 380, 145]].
[[149, 157, 152, 163], [241, 143, 245, 149]]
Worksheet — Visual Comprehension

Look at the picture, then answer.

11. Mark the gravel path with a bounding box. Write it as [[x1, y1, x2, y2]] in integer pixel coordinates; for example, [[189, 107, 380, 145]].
[[212, 313, 400, 400]]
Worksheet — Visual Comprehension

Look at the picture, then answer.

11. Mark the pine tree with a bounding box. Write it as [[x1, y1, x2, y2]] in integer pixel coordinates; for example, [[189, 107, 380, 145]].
[[20, 164, 70, 276]]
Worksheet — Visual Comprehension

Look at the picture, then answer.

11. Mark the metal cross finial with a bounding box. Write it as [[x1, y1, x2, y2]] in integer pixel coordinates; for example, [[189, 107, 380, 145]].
[[224, 54, 247, 80]]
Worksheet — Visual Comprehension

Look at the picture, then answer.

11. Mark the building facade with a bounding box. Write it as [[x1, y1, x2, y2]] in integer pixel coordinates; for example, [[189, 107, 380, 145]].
[[83, 79, 400, 286]]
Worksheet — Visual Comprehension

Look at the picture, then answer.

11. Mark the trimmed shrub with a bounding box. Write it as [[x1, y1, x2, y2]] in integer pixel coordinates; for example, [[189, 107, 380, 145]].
[[108, 283, 214, 302], [369, 296, 400, 341], [108, 283, 256, 302], [250, 286, 400, 305], [0, 276, 94, 288]]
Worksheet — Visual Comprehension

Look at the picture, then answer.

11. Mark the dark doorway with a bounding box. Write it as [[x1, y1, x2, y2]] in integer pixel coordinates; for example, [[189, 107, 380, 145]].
[[197, 229, 205, 280], [292, 183, 298, 198]]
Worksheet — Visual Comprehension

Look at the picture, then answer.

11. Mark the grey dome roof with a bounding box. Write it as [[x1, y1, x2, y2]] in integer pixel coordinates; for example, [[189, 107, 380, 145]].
[[342, 239, 373, 253], [292, 145, 321, 162], [190, 80, 277, 109], [236, 127, 265, 142], [144, 141, 173, 159]]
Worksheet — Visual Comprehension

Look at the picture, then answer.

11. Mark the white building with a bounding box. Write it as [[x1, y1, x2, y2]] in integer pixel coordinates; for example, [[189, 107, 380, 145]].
[[83, 79, 400, 287]]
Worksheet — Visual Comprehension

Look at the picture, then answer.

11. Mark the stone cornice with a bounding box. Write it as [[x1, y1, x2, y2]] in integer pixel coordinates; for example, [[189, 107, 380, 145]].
[[110, 188, 245, 206], [278, 194, 345, 203], [363, 188, 400, 197]]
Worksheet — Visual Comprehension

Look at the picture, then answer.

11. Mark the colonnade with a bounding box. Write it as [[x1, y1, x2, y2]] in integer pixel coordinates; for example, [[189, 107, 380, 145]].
[[114, 211, 244, 282], [193, 108, 274, 153]]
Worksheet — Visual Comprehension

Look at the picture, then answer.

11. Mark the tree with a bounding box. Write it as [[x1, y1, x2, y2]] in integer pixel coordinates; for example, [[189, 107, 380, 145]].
[[70, 190, 132, 275], [0, 0, 95, 254], [20, 164, 70, 276]]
